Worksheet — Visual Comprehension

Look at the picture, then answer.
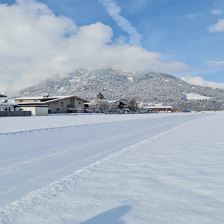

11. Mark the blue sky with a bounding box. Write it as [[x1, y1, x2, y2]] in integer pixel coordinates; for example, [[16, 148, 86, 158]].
[[0, 0, 224, 88], [37, 0, 224, 82]]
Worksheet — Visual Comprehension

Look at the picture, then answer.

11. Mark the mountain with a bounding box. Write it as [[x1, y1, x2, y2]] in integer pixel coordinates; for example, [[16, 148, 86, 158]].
[[18, 68, 224, 110]]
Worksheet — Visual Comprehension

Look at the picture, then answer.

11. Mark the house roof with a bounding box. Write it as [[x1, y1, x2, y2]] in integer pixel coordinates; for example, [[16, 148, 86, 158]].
[[45, 96, 88, 103], [144, 105, 173, 109], [15, 96, 61, 100], [0, 99, 18, 106], [15, 95, 88, 104]]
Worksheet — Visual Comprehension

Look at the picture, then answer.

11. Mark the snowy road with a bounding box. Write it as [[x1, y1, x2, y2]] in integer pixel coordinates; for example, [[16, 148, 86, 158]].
[[0, 114, 198, 208]]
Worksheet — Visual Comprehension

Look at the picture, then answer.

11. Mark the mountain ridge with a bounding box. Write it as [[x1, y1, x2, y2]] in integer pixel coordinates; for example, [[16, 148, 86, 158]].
[[17, 68, 224, 110]]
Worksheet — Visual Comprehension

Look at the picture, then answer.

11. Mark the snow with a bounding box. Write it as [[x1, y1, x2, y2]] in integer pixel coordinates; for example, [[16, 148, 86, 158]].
[[0, 112, 224, 223], [0, 99, 17, 105], [18, 68, 224, 111], [0, 113, 184, 134], [186, 93, 210, 100], [144, 105, 173, 109], [14, 96, 72, 100], [127, 77, 134, 82]]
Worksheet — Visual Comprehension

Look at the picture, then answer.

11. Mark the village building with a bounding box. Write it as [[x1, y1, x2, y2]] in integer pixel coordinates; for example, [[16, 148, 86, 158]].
[[15, 95, 88, 115], [145, 105, 173, 113], [0, 95, 17, 112], [19, 105, 49, 116], [0, 95, 31, 117], [0, 100, 18, 112], [139, 103, 173, 113]]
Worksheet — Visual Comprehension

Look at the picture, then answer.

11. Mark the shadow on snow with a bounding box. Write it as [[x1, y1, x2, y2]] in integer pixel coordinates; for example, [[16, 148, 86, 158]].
[[79, 205, 131, 224]]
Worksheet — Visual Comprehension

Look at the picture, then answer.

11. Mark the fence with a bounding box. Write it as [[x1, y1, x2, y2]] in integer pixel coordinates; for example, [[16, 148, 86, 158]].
[[0, 111, 31, 117]]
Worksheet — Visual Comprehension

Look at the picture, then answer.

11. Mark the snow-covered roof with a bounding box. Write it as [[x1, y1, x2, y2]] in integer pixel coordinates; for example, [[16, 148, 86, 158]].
[[139, 102, 172, 109], [45, 95, 88, 103], [139, 102, 163, 107], [0, 99, 18, 106], [143, 105, 173, 109], [107, 100, 119, 103], [15, 96, 72, 100], [15, 95, 88, 104]]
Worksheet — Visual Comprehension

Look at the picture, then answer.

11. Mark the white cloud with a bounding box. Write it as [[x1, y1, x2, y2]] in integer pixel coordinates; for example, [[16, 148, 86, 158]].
[[209, 19, 224, 32], [181, 76, 224, 89], [99, 0, 141, 45], [0, 0, 188, 90]]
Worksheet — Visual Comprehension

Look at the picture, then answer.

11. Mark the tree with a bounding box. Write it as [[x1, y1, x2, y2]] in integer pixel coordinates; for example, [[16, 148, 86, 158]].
[[126, 98, 139, 112], [89, 99, 110, 113], [96, 92, 105, 100]]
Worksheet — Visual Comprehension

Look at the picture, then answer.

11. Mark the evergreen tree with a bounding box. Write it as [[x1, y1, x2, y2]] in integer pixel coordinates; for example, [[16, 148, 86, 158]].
[[97, 92, 105, 100]]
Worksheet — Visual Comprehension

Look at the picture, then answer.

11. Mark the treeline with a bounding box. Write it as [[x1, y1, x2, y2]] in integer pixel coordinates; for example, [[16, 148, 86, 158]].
[[87, 92, 139, 114]]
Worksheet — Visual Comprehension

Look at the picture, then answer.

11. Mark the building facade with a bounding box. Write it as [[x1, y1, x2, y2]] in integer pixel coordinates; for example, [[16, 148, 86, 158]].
[[19, 105, 49, 116], [139, 103, 174, 113], [15, 95, 87, 115]]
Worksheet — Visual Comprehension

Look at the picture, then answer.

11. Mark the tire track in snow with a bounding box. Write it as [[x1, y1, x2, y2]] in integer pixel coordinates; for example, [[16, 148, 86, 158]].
[[0, 114, 204, 222], [0, 114, 202, 210], [0, 120, 178, 173]]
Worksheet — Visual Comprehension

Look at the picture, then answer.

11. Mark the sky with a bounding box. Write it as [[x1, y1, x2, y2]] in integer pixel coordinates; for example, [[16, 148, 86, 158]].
[[0, 0, 224, 90]]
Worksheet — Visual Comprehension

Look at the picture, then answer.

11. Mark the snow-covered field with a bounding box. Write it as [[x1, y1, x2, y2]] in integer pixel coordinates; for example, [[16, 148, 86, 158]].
[[0, 113, 186, 134], [0, 112, 224, 223]]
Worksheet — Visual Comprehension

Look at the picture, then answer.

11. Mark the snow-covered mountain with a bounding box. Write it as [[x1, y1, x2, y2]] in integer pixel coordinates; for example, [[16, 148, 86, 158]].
[[18, 68, 224, 110]]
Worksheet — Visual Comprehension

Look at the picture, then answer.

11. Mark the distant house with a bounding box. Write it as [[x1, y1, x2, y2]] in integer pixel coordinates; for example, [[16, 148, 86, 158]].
[[15, 95, 88, 115], [0, 100, 18, 112], [0, 95, 16, 112], [139, 103, 173, 113], [0, 97, 31, 117], [146, 105, 173, 113]]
